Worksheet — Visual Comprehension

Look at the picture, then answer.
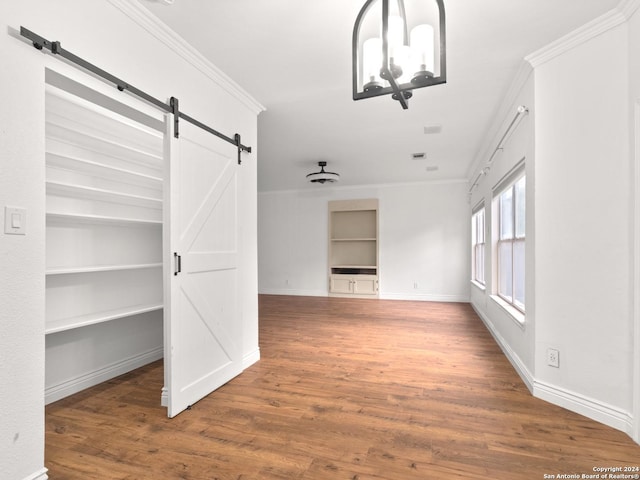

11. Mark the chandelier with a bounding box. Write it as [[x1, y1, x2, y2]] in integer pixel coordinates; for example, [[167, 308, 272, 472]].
[[352, 0, 446, 109]]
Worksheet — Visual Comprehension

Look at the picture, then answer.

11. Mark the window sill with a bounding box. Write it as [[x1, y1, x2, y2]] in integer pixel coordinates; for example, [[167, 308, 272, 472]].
[[471, 280, 486, 291], [489, 295, 526, 329]]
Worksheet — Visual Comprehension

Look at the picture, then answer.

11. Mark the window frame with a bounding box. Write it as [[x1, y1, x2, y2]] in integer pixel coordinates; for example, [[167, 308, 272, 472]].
[[471, 205, 486, 287], [495, 172, 526, 313]]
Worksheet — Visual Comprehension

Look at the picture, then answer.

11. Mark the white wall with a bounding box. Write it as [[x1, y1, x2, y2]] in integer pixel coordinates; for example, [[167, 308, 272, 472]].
[[0, 8, 46, 478], [628, 0, 640, 445], [472, 5, 639, 439], [534, 20, 633, 430], [0, 1, 261, 478], [258, 181, 470, 302]]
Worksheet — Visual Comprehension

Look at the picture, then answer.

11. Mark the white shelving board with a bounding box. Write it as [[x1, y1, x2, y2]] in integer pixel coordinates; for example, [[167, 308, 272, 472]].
[[46, 263, 162, 276], [46, 211, 162, 226], [45, 303, 164, 335], [45, 73, 164, 334]]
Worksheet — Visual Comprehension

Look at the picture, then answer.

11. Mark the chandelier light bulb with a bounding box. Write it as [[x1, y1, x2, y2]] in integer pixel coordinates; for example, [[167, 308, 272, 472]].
[[410, 24, 435, 83], [363, 38, 383, 91], [394, 45, 411, 83], [387, 16, 404, 56]]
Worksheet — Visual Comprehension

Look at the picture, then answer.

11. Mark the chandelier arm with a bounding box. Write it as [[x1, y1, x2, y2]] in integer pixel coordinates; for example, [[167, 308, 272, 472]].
[[437, 0, 447, 83], [397, 0, 408, 44], [384, 68, 409, 109], [382, 0, 390, 85]]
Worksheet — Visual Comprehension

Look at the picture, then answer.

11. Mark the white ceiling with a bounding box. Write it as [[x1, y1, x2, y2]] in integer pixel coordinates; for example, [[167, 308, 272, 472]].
[[142, 0, 620, 192]]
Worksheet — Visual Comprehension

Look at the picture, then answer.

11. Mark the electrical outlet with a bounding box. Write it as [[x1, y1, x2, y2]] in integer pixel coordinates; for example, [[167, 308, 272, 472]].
[[547, 348, 560, 368]]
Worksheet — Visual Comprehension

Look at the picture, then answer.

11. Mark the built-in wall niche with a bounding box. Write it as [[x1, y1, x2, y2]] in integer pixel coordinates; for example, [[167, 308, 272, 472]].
[[328, 199, 379, 297], [330, 210, 377, 239]]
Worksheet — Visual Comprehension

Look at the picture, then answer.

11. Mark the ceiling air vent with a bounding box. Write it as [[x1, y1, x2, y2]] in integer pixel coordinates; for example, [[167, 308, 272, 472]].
[[411, 152, 427, 160], [424, 124, 443, 135]]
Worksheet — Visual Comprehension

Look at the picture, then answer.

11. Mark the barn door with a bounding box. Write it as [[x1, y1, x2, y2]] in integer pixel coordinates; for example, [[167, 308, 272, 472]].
[[164, 117, 243, 418]]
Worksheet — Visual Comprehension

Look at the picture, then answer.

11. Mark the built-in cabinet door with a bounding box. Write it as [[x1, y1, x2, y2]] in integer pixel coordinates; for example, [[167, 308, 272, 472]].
[[164, 117, 243, 418], [330, 274, 378, 296], [353, 276, 377, 295], [330, 275, 354, 294]]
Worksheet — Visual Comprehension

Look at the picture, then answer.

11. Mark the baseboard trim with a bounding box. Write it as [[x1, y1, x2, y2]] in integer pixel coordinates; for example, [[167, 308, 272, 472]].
[[45, 346, 164, 405], [22, 468, 48, 480], [243, 348, 261, 369], [380, 292, 470, 303], [258, 288, 327, 297], [471, 303, 635, 439], [533, 381, 633, 435], [258, 290, 470, 302], [471, 303, 534, 391]]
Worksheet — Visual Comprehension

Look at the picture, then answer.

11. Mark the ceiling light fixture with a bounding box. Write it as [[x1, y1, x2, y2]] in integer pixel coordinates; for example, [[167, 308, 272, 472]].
[[306, 161, 340, 184], [352, 0, 446, 110]]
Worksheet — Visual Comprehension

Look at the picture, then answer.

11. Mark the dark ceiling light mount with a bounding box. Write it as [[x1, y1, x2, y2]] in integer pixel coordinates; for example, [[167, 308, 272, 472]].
[[352, 0, 446, 110], [306, 161, 340, 184]]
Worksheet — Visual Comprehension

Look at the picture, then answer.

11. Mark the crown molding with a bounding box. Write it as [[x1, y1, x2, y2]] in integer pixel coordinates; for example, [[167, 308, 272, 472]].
[[466, 61, 533, 182], [258, 177, 468, 196], [469, 0, 639, 186], [525, 1, 636, 69], [107, 0, 265, 115], [618, 0, 640, 19]]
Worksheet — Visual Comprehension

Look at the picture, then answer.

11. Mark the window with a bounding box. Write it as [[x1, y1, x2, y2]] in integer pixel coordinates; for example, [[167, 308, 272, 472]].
[[496, 174, 525, 311], [471, 207, 485, 286]]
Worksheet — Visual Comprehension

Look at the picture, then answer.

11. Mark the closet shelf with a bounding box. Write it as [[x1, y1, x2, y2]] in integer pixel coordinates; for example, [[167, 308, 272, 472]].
[[46, 151, 162, 186], [46, 211, 162, 226], [46, 263, 162, 276], [45, 302, 164, 335], [46, 180, 162, 208], [46, 121, 163, 165], [45, 82, 164, 141]]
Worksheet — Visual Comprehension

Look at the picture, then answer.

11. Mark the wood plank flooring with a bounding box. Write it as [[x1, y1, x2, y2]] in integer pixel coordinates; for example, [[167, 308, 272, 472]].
[[45, 295, 640, 479]]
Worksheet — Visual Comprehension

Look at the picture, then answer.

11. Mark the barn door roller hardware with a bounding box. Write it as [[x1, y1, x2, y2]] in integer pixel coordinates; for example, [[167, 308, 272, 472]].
[[20, 26, 252, 164]]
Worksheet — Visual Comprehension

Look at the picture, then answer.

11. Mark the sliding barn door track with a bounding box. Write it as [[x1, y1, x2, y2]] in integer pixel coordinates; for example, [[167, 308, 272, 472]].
[[20, 26, 252, 164]]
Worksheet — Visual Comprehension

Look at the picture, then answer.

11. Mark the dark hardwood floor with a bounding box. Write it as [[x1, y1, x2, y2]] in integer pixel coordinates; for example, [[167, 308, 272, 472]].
[[45, 295, 640, 479]]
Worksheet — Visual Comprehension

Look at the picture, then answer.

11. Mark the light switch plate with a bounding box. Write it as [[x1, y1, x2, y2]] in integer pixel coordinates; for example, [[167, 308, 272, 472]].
[[4, 207, 26, 235]]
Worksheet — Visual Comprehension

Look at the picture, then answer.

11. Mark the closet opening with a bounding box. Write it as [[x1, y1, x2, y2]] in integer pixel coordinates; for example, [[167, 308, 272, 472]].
[[44, 64, 247, 421], [44, 67, 165, 406]]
